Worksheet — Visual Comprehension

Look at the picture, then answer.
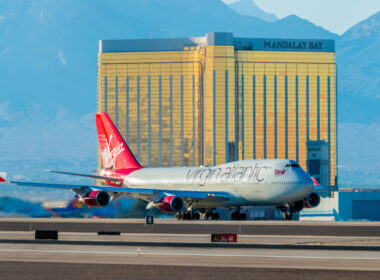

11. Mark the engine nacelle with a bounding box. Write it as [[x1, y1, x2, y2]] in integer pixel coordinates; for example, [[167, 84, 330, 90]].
[[157, 196, 185, 213], [290, 199, 305, 212], [82, 190, 110, 208], [304, 192, 320, 208]]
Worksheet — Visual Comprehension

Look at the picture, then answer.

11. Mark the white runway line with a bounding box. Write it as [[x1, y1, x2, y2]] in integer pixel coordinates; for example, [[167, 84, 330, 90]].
[[0, 248, 380, 261]]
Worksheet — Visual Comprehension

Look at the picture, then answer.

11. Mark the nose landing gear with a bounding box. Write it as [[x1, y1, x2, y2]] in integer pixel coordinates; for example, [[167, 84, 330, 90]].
[[230, 208, 247, 220], [277, 204, 294, 220], [281, 210, 293, 220]]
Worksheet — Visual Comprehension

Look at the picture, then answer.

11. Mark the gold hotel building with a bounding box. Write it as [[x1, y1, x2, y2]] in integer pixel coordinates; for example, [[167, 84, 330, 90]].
[[98, 32, 337, 189]]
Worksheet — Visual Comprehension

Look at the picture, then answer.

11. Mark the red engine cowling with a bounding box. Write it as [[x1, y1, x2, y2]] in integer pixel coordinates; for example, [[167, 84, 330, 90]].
[[83, 190, 110, 208], [304, 192, 320, 208], [157, 196, 185, 213]]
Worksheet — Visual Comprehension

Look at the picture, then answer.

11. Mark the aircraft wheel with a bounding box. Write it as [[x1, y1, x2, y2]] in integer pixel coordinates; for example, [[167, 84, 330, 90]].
[[231, 212, 236, 220], [288, 212, 293, 220], [281, 212, 287, 220], [240, 213, 247, 220], [177, 212, 183, 220], [194, 212, 200, 220], [212, 212, 220, 220], [281, 211, 292, 220]]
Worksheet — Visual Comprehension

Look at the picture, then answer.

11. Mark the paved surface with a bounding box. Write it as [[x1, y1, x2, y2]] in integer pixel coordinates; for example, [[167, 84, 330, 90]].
[[1, 218, 380, 236], [0, 242, 380, 279], [2, 231, 380, 247], [2, 262, 379, 280], [1, 243, 380, 270]]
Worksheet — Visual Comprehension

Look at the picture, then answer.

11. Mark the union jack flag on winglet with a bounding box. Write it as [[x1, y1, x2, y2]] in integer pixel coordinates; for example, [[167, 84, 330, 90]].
[[311, 177, 320, 186], [310, 177, 323, 190]]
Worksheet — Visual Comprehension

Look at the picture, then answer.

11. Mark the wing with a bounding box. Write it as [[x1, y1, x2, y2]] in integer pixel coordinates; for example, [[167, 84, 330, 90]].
[[95, 186, 233, 203], [1, 178, 95, 195], [0, 176, 232, 203]]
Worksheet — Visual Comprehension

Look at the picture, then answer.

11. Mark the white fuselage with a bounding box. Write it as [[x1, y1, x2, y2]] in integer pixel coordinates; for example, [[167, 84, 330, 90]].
[[122, 159, 314, 208]]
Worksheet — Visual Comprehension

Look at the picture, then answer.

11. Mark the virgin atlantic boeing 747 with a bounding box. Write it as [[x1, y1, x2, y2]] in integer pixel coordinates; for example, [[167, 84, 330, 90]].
[[0, 113, 321, 220]]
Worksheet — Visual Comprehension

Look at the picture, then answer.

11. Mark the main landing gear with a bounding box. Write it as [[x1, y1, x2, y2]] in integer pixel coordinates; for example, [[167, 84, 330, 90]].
[[230, 208, 247, 220], [204, 210, 220, 220], [176, 210, 200, 220]]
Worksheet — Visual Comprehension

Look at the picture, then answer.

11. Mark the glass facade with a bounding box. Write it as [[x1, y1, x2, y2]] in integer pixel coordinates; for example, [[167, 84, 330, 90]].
[[98, 32, 337, 188]]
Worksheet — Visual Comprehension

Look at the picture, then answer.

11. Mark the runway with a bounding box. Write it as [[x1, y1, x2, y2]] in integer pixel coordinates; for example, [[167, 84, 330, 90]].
[[1, 242, 380, 269], [2, 262, 379, 280], [2, 231, 380, 248]]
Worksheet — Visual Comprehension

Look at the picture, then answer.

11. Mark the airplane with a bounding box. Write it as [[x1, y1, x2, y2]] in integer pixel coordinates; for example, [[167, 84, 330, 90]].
[[0, 112, 321, 220]]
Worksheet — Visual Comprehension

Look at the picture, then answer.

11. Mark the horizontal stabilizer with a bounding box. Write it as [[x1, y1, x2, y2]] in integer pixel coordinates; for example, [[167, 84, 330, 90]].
[[46, 170, 122, 183]]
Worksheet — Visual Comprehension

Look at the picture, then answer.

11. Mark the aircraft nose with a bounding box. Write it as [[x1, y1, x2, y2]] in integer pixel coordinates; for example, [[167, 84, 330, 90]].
[[287, 177, 313, 201], [304, 176, 314, 192]]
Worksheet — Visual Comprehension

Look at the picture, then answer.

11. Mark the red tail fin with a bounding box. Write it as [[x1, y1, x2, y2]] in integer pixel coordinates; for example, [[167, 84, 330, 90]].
[[95, 113, 142, 170]]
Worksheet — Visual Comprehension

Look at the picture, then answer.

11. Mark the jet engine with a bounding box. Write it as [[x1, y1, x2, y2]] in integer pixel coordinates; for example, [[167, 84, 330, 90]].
[[82, 190, 110, 208], [304, 192, 320, 208], [290, 199, 305, 212], [157, 195, 185, 213]]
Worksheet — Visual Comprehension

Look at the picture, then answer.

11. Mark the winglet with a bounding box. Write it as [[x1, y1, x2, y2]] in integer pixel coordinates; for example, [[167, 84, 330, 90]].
[[0, 176, 7, 183], [311, 177, 323, 189], [311, 177, 319, 186]]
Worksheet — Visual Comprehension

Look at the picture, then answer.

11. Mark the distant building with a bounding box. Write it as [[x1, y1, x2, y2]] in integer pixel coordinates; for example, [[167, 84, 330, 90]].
[[339, 189, 380, 221], [97, 32, 337, 191]]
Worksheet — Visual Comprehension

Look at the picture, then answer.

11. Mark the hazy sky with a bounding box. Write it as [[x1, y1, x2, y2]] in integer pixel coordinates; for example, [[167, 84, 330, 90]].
[[223, 0, 380, 35]]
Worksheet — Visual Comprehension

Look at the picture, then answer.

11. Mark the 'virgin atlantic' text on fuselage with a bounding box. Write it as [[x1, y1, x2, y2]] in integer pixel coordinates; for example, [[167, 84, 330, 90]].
[[186, 163, 270, 186]]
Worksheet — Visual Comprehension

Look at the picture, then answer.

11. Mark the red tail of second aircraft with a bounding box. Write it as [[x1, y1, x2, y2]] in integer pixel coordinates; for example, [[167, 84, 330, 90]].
[[95, 113, 142, 170]]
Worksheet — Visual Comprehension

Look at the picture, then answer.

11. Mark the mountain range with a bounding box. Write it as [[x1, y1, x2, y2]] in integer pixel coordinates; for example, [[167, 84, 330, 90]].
[[336, 11, 380, 122], [229, 0, 278, 22], [0, 0, 379, 190], [0, 0, 338, 118]]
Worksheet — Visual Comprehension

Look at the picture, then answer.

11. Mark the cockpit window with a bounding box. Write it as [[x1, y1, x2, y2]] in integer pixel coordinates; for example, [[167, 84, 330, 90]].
[[285, 163, 300, 168]]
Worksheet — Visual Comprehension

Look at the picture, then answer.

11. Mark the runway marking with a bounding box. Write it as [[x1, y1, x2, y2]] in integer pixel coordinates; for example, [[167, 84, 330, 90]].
[[0, 248, 380, 261]]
